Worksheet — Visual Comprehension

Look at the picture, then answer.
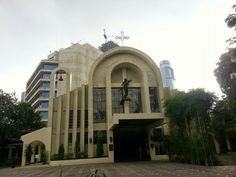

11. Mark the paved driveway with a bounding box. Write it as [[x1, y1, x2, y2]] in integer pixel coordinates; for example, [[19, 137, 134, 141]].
[[0, 161, 235, 177]]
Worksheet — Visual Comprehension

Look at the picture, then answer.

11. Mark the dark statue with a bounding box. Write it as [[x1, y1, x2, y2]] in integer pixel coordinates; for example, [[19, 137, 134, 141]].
[[120, 78, 132, 105]]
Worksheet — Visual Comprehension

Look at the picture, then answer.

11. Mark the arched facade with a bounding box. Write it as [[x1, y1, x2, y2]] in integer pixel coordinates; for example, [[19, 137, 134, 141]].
[[21, 46, 168, 166], [87, 47, 166, 161]]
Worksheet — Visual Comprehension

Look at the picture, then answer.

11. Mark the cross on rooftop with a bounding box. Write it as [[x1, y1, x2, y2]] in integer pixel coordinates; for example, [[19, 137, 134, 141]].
[[115, 31, 130, 46]]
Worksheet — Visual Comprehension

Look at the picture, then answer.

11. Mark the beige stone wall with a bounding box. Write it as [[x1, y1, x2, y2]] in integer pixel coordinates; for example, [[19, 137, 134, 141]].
[[57, 43, 102, 95]]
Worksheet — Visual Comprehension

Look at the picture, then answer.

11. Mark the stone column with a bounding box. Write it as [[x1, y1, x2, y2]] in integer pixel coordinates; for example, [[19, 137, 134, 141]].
[[148, 128, 156, 160], [55, 96, 62, 154], [64, 74, 70, 153], [142, 72, 151, 113], [88, 84, 94, 157], [80, 85, 85, 153], [48, 74, 56, 127], [124, 101, 129, 113], [21, 143, 26, 166], [72, 89, 78, 156]]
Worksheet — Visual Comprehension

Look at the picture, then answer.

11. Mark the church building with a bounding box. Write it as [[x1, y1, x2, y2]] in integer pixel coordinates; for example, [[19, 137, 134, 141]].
[[21, 45, 168, 166]]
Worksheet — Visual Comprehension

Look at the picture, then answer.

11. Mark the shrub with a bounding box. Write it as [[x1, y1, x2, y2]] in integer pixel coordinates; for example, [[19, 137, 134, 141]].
[[25, 144, 33, 164], [74, 139, 80, 159], [40, 149, 48, 164], [65, 153, 74, 160], [58, 144, 64, 160]]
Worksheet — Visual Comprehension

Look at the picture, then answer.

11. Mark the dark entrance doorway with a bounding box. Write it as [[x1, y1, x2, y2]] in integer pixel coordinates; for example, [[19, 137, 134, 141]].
[[113, 120, 152, 162]]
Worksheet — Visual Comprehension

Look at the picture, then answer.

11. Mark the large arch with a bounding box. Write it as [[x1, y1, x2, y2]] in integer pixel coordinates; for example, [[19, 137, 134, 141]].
[[87, 47, 166, 160], [21, 127, 51, 166]]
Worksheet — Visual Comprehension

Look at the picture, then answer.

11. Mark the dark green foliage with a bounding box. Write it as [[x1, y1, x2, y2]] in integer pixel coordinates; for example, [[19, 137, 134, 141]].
[[0, 89, 17, 145], [52, 154, 59, 160], [58, 144, 64, 160], [8, 153, 19, 167], [74, 138, 80, 159], [225, 5, 236, 45], [0, 89, 42, 146], [65, 153, 73, 160], [211, 98, 236, 152], [25, 144, 33, 163], [214, 48, 236, 101], [40, 146, 48, 163], [164, 89, 218, 165]]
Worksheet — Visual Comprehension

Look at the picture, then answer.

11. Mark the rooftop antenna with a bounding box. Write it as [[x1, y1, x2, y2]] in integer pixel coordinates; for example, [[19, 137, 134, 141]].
[[103, 29, 114, 43], [103, 29, 107, 42], [115, 31, 130, 46]]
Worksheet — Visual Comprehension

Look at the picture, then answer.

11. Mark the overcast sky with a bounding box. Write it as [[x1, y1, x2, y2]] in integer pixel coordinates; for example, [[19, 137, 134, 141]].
[[0, 0, 235, 99]]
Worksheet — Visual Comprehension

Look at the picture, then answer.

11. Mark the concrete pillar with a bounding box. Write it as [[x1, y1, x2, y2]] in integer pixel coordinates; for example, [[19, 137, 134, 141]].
[[148, 128, 156, 160], [55, 96, 62, 154], [38, 145, 41, 162], [80, 85, 85, 153], [88, 84, 94, 157], [106, 71, 113, 162], [48, 74, 56, 127], [64, 74, 71, 153], [124, 101, 129, 113], [142, 72, 151, 113], [107, 130, 114, 162], [21, 143, 26, 166], [72, 88, 78, 156]]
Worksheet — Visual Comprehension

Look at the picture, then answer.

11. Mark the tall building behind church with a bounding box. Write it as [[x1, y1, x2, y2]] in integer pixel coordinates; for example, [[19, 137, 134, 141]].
[[24, 43, 102, 123], [159, 60, 175, 89]]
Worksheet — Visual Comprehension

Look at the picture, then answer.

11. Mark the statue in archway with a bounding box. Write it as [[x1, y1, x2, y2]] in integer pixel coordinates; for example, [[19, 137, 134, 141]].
[[120, 78, 132, 105]]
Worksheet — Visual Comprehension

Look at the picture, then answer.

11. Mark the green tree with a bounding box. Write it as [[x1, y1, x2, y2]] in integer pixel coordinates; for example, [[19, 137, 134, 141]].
[[25, 144, 33, 164], [164, 89, 217, 165], [11, 102, 42, 138], [0, 89, 17, 144], [214, 49, 236, 101], [225, 5, 236, 45], [0, 89, 42, 145], [211, 98, 236, 152]]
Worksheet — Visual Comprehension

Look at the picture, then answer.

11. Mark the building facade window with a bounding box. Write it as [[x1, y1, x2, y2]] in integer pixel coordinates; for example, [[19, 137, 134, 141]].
[[39, 101, 48, 108], [43, 64, 57, 70], [42, 73, 51, 79], [149, 87, 159, 112], [129, 88, 142, 113], [85, 110, 88, 128], [93, 130, 107, 144], [55, 81, 58, 89], [93, 88, 106, 123], [40, 92, 49, 98], [39, 111, 48, 120], [77, 110, 81, 128], [85, 132, 88, 144], [112, 88, 124, 114], [69, 110, 73, 128], [41, 82, 50, 89], [68, 133, 72, 143]]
